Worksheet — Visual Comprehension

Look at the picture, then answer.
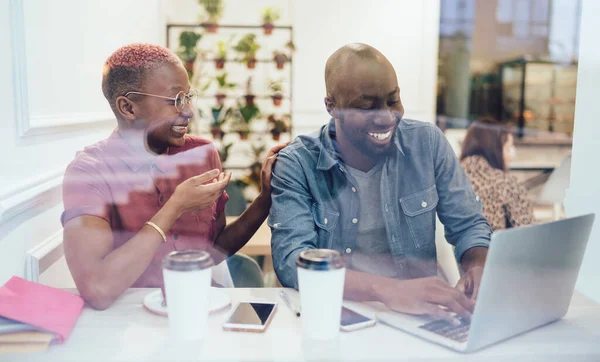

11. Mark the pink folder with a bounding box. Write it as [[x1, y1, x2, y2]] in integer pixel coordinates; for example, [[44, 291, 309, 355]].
[[0, 276, 84, 343]]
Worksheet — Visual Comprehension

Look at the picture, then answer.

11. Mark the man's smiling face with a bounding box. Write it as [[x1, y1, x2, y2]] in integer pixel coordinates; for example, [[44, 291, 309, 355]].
[[326, 54, 404, 160]]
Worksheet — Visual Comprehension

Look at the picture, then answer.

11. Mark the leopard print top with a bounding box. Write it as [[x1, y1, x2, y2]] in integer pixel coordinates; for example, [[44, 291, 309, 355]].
[[460, 155, 533, 231]]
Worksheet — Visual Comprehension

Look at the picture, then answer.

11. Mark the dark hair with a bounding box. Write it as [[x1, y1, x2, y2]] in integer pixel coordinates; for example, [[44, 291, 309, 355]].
[[460, 118, 512, 170]]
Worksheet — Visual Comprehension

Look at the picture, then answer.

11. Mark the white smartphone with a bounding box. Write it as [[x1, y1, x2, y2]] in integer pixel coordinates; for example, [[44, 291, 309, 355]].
[[222, 301, 278, 333], [340, 306, 376, 332]]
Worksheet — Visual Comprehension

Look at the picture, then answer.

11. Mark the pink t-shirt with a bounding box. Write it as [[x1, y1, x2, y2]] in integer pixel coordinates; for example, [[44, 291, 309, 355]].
[[61, 130, 228, 287]]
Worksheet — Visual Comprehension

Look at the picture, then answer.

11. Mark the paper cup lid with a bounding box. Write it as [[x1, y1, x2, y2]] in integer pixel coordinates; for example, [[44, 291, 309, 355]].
[[162, 250, 214, 271], [296, 249, 345, 271]]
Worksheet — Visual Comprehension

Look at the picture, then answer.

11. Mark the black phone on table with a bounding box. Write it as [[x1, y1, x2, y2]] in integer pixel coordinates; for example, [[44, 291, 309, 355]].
[[340, 306, 376, 332], [222, 301, 277, 332]]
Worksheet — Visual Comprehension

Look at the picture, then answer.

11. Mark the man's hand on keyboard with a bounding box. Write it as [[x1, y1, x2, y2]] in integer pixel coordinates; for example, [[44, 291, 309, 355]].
[[375, 277, 474, 324]]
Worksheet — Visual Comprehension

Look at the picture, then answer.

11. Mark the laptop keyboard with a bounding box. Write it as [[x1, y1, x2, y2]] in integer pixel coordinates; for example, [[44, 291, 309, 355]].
[[418, 317, 470, 343]]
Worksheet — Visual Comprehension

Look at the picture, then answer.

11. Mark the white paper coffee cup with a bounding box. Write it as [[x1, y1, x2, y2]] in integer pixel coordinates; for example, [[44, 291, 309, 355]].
[[162, 250, 213, 341], [297, 249, 346, 340]]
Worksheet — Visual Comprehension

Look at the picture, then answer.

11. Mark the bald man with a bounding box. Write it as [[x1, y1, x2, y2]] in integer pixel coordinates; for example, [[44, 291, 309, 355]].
[[269, 44, 492, 321]]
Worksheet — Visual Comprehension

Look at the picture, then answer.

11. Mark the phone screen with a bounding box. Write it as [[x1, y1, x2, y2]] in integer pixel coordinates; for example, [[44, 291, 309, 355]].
[[227, 302, 276, 326], [340, 307, 372, 326]]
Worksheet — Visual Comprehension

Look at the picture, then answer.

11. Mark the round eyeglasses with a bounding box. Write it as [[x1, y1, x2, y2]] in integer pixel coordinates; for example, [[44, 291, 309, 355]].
[[124, 90, 198, 113]]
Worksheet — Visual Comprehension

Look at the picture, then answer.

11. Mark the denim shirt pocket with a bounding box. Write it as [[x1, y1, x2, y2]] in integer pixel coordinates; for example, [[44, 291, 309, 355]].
[[399, 185, 439, 249], [311, 203, 339, 249]]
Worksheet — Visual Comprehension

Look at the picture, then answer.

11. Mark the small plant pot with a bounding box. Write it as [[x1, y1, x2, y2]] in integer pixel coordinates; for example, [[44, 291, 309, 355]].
[[271, 131, 281, 141], [271, 95, 283, 107], [238, 131, 250, 140], [215, 58, 226, 69], [246, 58, 257, 69], [184, 59, 195, 72], [215, 93, 226, 105], [204, 23, 219, 33], [211, 127, 224, 139], [263, 23, 274, 35], [275, 60, 285, 70], [245, 94, 256, 107]]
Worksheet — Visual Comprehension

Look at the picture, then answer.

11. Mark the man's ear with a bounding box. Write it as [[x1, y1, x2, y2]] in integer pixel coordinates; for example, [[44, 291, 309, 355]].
[[324, 97, 337, 118], [115, 96, 137, 122]]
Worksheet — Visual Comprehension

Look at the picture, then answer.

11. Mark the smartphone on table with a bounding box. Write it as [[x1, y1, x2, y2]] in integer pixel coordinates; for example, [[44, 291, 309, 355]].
[[222, 301, 278, 332], [340, 306, 376, 332]]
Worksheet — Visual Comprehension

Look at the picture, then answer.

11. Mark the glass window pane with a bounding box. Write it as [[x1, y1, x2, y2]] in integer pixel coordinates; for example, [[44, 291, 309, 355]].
[[532, 24, 548, 37], [532, 0, 549, 23], [496, 0, 514, 23], [442, 0, 459, 20], [440, 23, 456, 36], [515, 0, 530, 22], [464, 0, 475, 19], [513, 21, 529, 37]]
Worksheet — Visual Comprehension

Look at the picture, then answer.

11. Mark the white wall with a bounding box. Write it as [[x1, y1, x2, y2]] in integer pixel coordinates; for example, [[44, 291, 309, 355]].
[[549, 0, 581, 61], [567, 0, 600, 302], [162, 0, 441, 135], [292, 0, 440, 133], [0, 0, 164, 286]]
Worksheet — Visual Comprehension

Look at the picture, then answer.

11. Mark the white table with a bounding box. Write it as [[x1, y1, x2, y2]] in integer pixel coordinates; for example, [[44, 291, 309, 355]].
[[7, 289, 600, 361]]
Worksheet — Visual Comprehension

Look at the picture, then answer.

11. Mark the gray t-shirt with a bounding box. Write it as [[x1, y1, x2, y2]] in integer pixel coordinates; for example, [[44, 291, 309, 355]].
[[346, 163, 398, 278]]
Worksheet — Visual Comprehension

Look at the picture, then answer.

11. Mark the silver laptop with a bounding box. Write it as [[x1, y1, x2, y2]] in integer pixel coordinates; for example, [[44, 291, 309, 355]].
[[377, 213, 595, 353]]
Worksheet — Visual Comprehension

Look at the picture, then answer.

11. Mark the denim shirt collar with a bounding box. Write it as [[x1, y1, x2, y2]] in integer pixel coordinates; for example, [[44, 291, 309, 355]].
[[316, 119, 405, 171]]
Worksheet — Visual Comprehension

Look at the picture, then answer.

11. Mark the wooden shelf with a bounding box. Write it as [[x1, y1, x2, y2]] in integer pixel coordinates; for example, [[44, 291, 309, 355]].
[[207, 58, 292, 64], [167, 23, 293, 30], [198, 94, 290, 100], [168, 23, 295, 136]]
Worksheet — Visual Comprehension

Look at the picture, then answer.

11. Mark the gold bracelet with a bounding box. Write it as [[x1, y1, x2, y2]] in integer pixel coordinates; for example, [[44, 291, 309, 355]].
[[145, 221, 167, 243]]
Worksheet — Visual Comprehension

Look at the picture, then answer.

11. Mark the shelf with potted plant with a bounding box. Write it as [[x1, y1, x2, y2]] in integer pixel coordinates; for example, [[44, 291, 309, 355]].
[[203, 57, 293, 65], [167, 22, 295, 143], [267, 114, 291, 141], [168, 23, 292, 31], [212, 72, 237, 105], [176, 31, 202, 79], [197, 0, 224, 33], [262, 7, 281, 35], [167, 25, 294, 71], [273, 40, 295, 70], [269, 78, 285, 106], [214, 40, 228, 69], [229, 101, 261, 140], [196, 94, 290, 101], [233, 33, 261, 69]]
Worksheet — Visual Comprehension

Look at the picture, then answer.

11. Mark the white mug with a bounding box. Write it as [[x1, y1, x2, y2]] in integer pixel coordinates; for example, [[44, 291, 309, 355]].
[[297, 249, 346, 340], [162, 250, 213, 341]]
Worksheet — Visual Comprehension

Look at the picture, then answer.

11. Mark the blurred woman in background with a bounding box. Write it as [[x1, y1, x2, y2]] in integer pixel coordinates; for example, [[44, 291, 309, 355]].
[[460, 118, 533, 231]]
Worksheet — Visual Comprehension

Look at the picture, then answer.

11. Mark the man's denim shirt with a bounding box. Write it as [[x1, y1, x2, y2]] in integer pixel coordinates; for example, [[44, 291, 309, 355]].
[[269, 119, 492, 288]]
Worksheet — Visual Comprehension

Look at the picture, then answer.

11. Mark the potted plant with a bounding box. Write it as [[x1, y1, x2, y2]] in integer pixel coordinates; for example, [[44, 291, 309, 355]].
[[233, 101, 261, 140], [214, 72, 236, 105], [268, 114, 290, 141], [272, 51, 289, 70], [261, 7, 281, 35], [217, 143, 233, 163], [273, 41, 295, 70], [215, 40, 227, 69], [240, 161, 263, 194], [210, 105, 231, 139], [198, 0, 223, 33], [234, 33, 261, 69], [176, 31, 202, 78], [269, 79, 284, 106], [243, 76, 256, 106]]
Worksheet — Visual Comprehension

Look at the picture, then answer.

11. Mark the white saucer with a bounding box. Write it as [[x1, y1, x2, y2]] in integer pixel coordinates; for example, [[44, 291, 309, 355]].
[[143, 288, 231, 317]]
